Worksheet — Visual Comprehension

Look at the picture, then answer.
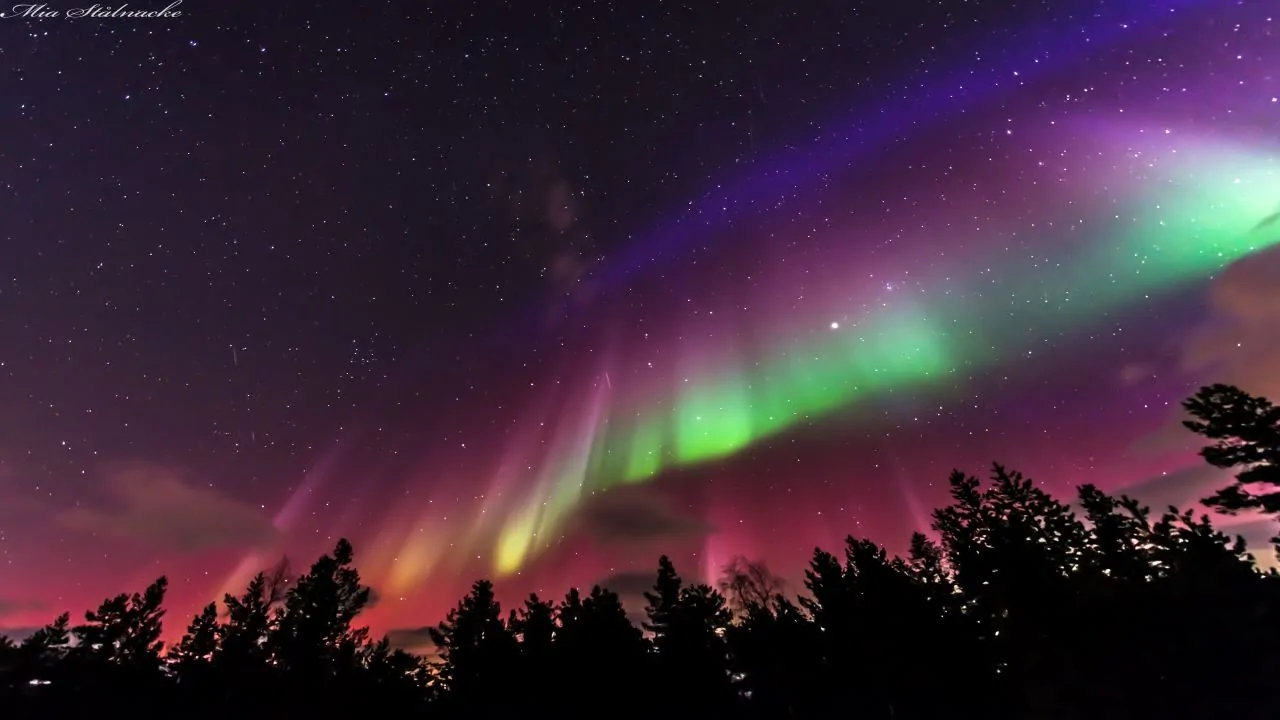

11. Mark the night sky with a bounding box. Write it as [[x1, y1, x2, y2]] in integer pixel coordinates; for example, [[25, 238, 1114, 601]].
[[1, 0, 1278, 650]]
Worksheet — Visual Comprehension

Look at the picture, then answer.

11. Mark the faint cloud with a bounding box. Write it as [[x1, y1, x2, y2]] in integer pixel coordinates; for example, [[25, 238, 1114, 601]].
[[58, 462, 278, 552], [572, 485, 715, 547], [1178, 243, 1280, 398], [0, 598, 46, 618], [0, 494, 41, 516], [1119, 362, 1156, 386], [384, 626, 437, 657], [597, 569, 655, 598], [1228, 518, 1280, 570], [0, 626, 40, 642], [487, 146, 600, 323], [594, 569, 661, 625], [546, 177, 578, 234], [1129, 419, 1200, 457], [0, 467, 43, 517], [1117, 464, 1232, 514], [1131, 242, 1280, 456]]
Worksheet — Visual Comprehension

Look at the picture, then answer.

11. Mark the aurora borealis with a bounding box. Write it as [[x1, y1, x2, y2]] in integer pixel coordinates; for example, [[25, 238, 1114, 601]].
[[1, 1, 1278, 648], [476, 123, 1280, 578]]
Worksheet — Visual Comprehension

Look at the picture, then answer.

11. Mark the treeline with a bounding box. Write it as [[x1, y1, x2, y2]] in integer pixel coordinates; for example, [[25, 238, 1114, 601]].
[[2, 384, 1280, 719]]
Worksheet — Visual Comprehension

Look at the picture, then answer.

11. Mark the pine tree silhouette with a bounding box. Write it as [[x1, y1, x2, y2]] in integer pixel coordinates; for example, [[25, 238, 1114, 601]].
[[170, 602, 218, 690], [1184, 384, 1280, 520], [555, 584, 649, 713], [644, 556, 735, 713], [429, 579, 518, 715], [508, 593, 555, 711]]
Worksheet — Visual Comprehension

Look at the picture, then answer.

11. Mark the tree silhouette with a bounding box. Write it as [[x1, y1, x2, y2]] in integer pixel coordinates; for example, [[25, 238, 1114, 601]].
[[218, 573, 276, 668], [272, 539, 371, 675], [642, 555, 682, 638], [508, 593, 555, 711], [0, 635, 14, 687], [1183, 383, 1280, 519], [16, 578, 169, 712], [726, 588, 822, 718], [555, 584, 650, 713], [429, 579, 518, 715], [170, 602, 218, 675], [72, 576, 168, 668], [644, 556, 736, 713], [166, 602, 221, 712], [65, 576, 169, 710], [718, 556, 785, 616], [1, 612, 69, 696], [510, 593, 554, 655], [796, 535, 979, 719], [361, 636, 433, 709]]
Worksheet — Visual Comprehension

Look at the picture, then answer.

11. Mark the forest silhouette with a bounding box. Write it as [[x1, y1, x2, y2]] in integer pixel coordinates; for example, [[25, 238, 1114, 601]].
[[3, 383, 1279, 719]]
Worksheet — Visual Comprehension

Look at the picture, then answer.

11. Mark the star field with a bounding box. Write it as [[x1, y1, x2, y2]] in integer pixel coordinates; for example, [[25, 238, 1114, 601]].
[[0, 0, 1277, 640]]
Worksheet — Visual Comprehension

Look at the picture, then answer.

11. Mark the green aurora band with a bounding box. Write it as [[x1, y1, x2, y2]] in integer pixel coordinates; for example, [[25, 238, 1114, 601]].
[[494, 134, 1280, 574]]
